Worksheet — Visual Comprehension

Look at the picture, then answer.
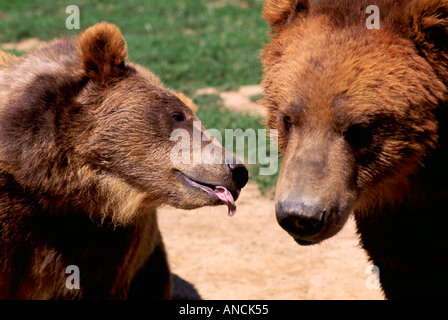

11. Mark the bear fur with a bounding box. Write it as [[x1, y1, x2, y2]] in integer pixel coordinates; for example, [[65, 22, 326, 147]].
[[261, 0, 448, 299], [0, 22, 247, 299]]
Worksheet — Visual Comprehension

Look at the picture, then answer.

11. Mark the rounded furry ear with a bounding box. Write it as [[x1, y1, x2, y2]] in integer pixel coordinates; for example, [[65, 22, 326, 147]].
[[411, 0, 448, 81], [77, 22, 128, 82], [263, 0, 309, 33]]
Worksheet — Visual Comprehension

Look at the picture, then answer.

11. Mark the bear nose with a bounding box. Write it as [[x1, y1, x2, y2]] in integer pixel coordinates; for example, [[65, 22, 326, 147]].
[[275, 198, 327, 245], [227, 163, 248, 190]]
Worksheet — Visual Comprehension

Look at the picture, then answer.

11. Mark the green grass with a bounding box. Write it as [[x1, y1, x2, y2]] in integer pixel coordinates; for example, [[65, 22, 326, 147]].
[[0, 0, 278, 195], [0, 0, 268, 94]]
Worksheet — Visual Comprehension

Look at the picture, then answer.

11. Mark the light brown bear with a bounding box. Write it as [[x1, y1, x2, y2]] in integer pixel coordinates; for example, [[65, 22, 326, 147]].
[[261, 0, 448, 299], [0, 22, 248, 299]]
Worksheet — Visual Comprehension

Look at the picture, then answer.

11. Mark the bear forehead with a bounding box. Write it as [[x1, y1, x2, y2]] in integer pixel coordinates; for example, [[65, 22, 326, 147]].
[[267, 21, 438, 119], [96, 64, 173, 103]]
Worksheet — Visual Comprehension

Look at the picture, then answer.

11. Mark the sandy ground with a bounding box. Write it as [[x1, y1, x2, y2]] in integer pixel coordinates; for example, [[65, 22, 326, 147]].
[[195, 85, 266, 118], [1, 38, 46, 52], [158, 183, 384, 300]]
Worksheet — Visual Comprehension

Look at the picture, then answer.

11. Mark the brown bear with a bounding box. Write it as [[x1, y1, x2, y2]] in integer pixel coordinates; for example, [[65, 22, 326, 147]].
[[0, 22, 248, 299], [261, 0, 448, 299]]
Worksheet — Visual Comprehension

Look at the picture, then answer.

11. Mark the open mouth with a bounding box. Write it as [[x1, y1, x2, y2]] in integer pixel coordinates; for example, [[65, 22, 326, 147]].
[[174, 170, 237, 216]]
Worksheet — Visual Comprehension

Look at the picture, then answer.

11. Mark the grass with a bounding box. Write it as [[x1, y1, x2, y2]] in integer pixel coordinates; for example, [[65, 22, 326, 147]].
[[0, 0, 279, 195], [0, 0, 268, 94]]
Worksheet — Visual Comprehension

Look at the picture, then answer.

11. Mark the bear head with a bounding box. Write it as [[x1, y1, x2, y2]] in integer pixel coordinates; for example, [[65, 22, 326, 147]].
[[0, 23, 248, 225], [261, 0, 448, 244]]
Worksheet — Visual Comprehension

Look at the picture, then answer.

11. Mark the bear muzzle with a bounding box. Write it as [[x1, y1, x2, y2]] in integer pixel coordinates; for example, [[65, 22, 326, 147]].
[[174, 162, 248, 216]]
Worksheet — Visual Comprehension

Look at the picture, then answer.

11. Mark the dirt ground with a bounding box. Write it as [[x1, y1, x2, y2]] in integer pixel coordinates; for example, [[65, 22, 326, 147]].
[[158, 183, 384, 300], [194, 85, 266, 118]]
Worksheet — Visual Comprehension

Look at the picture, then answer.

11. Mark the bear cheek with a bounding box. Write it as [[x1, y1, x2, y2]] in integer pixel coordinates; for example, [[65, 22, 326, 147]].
[[352, 137, 416, 198]]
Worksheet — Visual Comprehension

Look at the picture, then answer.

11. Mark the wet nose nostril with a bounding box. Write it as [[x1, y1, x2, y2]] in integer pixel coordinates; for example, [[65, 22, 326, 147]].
[[278, 214, 324, 236], [228, 163, 249, 189], [278, 216, 299, 234], [276, 201, 327, 239], [298, 214, 325, 234]]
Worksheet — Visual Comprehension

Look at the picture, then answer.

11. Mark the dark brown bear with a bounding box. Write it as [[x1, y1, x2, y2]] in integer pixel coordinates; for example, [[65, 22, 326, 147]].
[[261, 0, 448, 299], [0, 22, 248, 299]]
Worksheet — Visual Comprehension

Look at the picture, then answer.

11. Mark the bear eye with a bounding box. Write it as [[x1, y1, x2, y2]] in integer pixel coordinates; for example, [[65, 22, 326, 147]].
[[171, 112, 185, 122], [283, 115, 292, 131], [344, 123, 374, 150]]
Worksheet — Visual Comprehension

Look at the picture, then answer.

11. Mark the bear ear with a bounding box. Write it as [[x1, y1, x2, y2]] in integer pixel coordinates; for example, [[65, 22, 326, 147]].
[[410, 0, 448, 79], [77, 22, 128, 83], [263, 0, 310, 33]]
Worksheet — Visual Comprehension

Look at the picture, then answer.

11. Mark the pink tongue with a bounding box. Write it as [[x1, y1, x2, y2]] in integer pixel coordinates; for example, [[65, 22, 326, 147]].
[[214, 186, 237, 217]]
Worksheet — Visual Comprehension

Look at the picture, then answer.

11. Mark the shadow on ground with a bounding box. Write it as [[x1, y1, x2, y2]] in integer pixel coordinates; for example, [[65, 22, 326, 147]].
[[171, 273, 202, 300]]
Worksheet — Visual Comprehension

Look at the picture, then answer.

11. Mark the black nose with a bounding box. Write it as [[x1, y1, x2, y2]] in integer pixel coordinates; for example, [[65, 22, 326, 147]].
[[227, 162, 249, 189], [276, 199, 327, 245]]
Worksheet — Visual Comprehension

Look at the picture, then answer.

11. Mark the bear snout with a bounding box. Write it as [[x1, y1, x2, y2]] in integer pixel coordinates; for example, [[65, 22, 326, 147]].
[[275, 197, 344, 245], [227, 162, 249, 190]]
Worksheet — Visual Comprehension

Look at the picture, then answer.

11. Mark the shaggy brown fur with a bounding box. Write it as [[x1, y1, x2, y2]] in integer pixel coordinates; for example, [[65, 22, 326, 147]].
[[261, 0, 448, 299], [0, 22, 247, 299]]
